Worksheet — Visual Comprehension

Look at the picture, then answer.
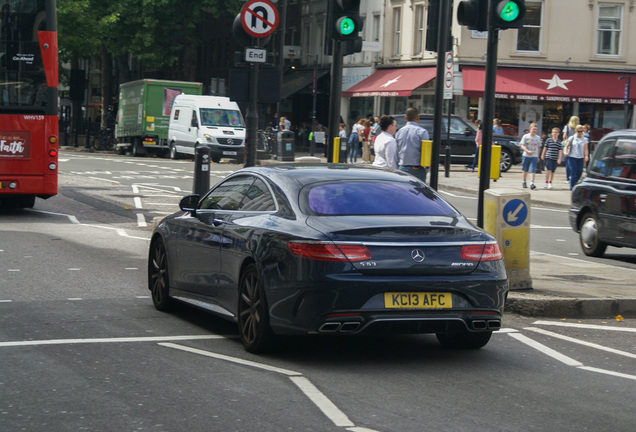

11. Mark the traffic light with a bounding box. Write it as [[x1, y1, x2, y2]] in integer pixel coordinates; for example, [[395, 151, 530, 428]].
[[491, 0, 526, 29], [457, 0, 489, 32], [327, 0, 363, 41]]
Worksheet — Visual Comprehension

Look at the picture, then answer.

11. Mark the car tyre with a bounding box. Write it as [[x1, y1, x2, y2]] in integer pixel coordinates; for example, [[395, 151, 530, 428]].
[[579, 212, 607, 257], [212, 156, 221, 163], [169, 142, 180, 160], [238, 263, 274, 353], [500, 149, 513, 172], [436, 331, 492, 349], [148, 238, 174, 311], [132, 139, 143, 157]]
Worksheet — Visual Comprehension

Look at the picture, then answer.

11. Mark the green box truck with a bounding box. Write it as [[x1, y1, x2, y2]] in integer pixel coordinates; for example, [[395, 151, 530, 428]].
[[115, 79, 203, 156]]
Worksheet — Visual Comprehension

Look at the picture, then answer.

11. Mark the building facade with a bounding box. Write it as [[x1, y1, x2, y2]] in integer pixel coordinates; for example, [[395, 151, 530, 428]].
[[333, 0, 636, 140]]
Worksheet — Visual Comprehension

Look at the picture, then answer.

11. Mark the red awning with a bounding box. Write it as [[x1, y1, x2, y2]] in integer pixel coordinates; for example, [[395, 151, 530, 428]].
[[343, 67, 437, 97], [462, 66, 636, 104]]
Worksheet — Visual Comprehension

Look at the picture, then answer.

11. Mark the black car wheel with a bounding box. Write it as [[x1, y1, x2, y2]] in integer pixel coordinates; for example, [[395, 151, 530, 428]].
[[436, 331, 492, 349], [500, 149, 513, 172], [238, 263, 274, 353], [148, 238, 173, 311], [579, 212, 607, 257]]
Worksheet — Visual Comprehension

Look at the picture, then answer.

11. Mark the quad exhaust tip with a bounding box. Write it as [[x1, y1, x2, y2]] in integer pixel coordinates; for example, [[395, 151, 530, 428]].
[[318, 321, 361, 333], [471, 320, 501, 330]]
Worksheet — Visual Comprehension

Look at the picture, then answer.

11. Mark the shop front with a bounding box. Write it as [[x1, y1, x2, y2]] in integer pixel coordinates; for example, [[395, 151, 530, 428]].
[[462, 66, 636, 141], [342, 66, 438, 122]]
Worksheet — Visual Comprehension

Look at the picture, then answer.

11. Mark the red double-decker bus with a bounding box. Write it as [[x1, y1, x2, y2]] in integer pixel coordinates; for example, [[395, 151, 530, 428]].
[[0, 0, 58, 208]]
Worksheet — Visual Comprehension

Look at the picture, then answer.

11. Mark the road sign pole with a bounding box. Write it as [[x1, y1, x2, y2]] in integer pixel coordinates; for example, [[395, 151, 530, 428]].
[[430, 0, 452, 190], [477, 23, 499, 228], [245, 40, 260, 168], [327, 39, 344, 163]]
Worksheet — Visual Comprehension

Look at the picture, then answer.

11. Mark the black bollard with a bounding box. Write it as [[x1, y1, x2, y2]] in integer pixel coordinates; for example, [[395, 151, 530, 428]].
[[193, 145, 211, 197]]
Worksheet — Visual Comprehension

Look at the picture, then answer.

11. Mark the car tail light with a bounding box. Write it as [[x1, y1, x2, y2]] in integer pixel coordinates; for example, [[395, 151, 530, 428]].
[[288, 241, 372, 262], [49, 149, 58, 157], [460, 242, 503, 262]]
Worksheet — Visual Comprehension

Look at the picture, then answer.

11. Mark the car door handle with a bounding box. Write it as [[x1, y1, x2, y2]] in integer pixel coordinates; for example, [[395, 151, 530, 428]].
[[599, 194, 607, 203], [213, 218, 226, 227]]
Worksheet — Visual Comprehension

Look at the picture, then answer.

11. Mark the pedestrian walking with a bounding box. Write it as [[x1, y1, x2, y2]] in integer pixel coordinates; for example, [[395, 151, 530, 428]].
[[562, 115, 579, 182], [362, 119, 372, 162], [395, 107, 429, 183], [349, 119, 364, 163], [470, 119, 482, 172], [520, 123, 541, 189], [372, 115, 398, 169], [493, 118, 504, 135], [563, 124, 589, 190], [541, 127, 563, 189]]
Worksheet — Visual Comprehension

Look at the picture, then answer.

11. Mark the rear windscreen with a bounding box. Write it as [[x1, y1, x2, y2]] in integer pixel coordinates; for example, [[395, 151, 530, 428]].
[[303, 181, 458, 216], [199, 108, 244, 127]]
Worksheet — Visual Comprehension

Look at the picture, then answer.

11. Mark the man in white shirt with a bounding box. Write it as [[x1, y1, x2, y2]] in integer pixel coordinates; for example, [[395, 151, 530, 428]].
[[395, 107, 429, 182], [372, 115, 398, 169]]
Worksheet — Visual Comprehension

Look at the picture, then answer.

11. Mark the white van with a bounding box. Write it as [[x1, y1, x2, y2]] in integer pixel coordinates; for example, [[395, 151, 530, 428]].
[[167, 95, 246, 162]]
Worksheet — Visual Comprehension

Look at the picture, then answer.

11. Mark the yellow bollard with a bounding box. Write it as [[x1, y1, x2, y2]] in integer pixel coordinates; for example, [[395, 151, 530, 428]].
[[333, 137, 340, 163], [420, 140, 432, 167], [477, 144, 501, 180]]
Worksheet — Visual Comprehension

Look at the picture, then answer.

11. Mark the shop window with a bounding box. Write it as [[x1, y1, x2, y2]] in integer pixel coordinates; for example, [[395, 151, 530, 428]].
[[516, 1, 542, 52], [596, 4, 623, 56]]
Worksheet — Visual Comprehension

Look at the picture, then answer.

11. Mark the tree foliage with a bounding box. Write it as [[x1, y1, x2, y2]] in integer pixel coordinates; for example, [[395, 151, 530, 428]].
[[58, 0, 242, 70]]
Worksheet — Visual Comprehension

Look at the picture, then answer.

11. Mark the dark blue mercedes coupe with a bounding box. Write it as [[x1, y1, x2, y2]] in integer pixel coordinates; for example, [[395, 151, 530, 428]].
[[148, 164, 508, 352]]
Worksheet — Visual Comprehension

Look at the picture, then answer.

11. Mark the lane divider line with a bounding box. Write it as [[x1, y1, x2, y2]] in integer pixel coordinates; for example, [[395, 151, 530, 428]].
[[525, 327, 636, 359], [159, 342, 380, 431]]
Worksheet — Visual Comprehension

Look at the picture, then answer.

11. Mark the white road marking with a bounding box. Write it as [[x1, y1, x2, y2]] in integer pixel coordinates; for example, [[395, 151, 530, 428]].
[[134, 197, 143, 208], [509, 332, 636, 382], [508, 333, 583, 366], [525, 327, 636, 359], [0, 335, 229, 348], [576, 366, 636, 381], [160, 342, 374, 430], [88, 176, 120, 184], [290, 376, 355, 428], [136, 213, 147, 227], [28, 209, 80, 224], [533, 321, 636, 332]]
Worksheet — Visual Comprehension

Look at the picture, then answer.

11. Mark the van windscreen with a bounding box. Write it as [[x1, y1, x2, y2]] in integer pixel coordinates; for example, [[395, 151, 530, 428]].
[[200, 109, 244, 127]]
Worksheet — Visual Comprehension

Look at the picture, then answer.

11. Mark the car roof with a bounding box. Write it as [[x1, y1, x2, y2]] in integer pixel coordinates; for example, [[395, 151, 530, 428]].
[[597, 129, 636, 142], [233, 163, 420, 188]]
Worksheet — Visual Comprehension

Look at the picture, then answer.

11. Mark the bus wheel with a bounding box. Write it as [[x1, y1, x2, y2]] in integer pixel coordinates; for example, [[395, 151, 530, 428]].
[[17, 196, 36, 208]]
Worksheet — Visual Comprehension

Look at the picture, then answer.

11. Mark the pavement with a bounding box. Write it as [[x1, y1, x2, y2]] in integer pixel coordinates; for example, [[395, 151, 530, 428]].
[[268, 152, 636, 319], [61, 146, 636, 318]]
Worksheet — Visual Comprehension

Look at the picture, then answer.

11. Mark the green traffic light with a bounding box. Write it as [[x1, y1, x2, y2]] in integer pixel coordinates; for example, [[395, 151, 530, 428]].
[[338, 17, 355, 35], [499, 1, 520, 22]]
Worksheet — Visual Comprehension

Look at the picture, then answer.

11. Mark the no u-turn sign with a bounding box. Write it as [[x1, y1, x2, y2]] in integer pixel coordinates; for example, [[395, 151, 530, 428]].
[[241, 0, 279, 38]]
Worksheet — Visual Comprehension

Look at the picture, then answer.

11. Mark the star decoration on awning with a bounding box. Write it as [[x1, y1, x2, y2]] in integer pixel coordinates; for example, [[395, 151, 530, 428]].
[[540, 74, 573, 90], [380, 76, 402, 88]]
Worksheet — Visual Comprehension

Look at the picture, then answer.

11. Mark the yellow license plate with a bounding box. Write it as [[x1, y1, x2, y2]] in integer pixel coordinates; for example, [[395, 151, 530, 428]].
[[384, 292, 452, 309]]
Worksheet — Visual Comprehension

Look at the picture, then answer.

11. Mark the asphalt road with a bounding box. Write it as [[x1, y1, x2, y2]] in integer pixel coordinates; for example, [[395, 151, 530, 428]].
[[0, 151, 634, 431]]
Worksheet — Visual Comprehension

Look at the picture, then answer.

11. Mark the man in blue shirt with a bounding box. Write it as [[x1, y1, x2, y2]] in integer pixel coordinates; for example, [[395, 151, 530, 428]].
[[395, 107, 429, 183]]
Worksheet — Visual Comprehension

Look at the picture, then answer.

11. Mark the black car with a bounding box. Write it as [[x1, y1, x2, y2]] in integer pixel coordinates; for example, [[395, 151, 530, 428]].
[[148, 164, 508, 352], [569, 130, 636, 257], [393, 114, 522, 172]]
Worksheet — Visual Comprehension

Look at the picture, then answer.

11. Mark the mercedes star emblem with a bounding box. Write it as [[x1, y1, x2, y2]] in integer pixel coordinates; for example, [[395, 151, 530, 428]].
[[411, 249, 425, 263], [227, 138, 233, 145]]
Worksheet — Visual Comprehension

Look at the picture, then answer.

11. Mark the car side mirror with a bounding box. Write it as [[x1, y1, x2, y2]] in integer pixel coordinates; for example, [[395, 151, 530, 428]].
[[464, 128, 473, 136], [179, 194, 200, 214]]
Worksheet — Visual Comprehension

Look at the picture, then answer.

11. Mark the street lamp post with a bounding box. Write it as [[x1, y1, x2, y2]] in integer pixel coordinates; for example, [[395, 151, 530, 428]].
[[619, 76, 631, 129], [311, 54, 318, 156]]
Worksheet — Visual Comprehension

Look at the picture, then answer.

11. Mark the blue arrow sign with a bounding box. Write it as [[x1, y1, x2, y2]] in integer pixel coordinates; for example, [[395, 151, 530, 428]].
[[503, 199, 528, 227]]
